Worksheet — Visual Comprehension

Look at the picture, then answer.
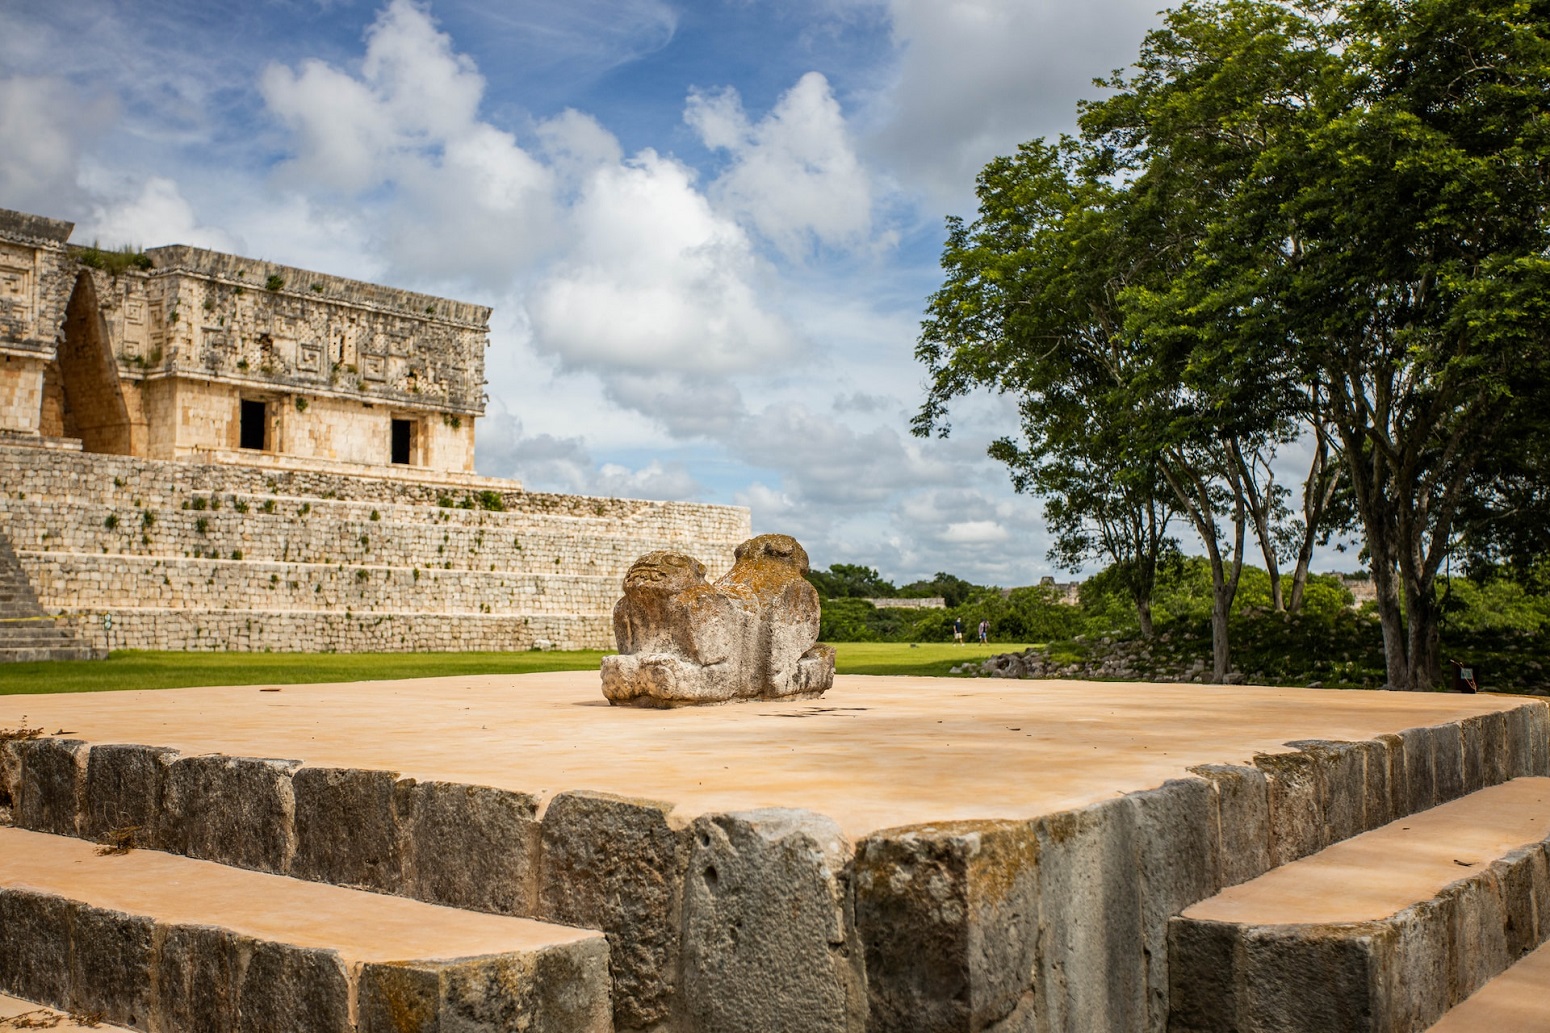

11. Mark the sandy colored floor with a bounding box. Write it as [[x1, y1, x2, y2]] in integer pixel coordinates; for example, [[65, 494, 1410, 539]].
[[1185, 776, 1550, 924], [0, 827, 593, 961], [0, 992, 132, 1030], [0, 672, 1534, 838], [1428, 940, 1550, 1032]]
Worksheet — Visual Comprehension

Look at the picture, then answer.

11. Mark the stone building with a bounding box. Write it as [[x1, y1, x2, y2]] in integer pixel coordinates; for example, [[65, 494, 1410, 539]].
[[1, 207, 485, 478], [0, 207, 749, 657]]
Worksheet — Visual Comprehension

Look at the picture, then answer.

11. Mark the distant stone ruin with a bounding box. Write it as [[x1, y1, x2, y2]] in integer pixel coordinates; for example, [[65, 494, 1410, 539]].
[[602, 533, 836, 706], [0, 207, 749, 654]]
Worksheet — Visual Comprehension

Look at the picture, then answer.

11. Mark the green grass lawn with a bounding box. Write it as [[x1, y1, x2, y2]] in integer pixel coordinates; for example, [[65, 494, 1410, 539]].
[[0, 641, 1027, 695]]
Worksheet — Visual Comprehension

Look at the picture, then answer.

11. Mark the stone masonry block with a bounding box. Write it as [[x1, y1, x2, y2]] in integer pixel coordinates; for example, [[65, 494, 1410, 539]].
[[1443, 868, 1511, 1000], [1375, 733, 1410, 823], [539, 790, 690, 1032], [1189, 764, 1271, 888], [0, 888, 72, 1008], [161, 754, 300, 873], [154, 923, 252, 1033], [1433, 724, 1465, 805], [854, 820, 1039, 1033], [1126, 779, 1219, 1033], [1033, 797, 1144, 1033], [84, 743, 178, 848], [1460, 713, 1509, 794], [1495, 847, 1543, 958], [1166, 918, 1240, 1033], [1534, 843, 1550, 944], [1287, 741, 1366, 846], [1382, 899, 1451, 1033], [683, 809, 864, 1033], [1503, 705, 1538, 778], [1252, 751, 1324, 866], [360, 941, 613, 1033], [1524, 702, 1550, 776], [0, 739, 19, 826], [17, 737, 87, 836], [1239, 925, 1382, 1033], [1357, 738, 1396, 831], [236, 941, 352, 1033], [1397, 726, 1439, 816], [68, 902, 155, 1027], [398, 779, 541, 915], [292, 766, 402, 893]]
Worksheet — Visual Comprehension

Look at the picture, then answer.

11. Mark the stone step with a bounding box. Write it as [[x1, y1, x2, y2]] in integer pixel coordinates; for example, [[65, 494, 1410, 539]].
[[1426, 938, 1550, 1031], [2, 991, 137, 1030], [1169, 776, 1550, 1033], [0, 826, 611, 1033], [0, 646, 105, 663]]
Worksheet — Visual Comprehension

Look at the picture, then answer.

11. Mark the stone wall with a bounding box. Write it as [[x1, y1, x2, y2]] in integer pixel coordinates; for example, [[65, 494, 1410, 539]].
[[0, 446, 750, 652]]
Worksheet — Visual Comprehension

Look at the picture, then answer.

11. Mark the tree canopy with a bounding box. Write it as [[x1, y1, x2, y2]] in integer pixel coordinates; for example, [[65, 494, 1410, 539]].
[[916, 0, 1550, 688]]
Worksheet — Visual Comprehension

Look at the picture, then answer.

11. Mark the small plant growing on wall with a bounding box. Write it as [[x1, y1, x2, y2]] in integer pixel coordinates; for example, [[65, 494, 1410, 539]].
[[265, 274, 285, 292], [189, 497, 207, 512], [355, 569, 369, 583], [295, 397, 309, 412], [261, 499, 275, 514], [141, 511, 155, 528], [437, 495, 453, 508], [478, 491, 505, 512], [195, 518, 209, 535], [231, 550, 243, 560], [369, 509, 380, 521], [299, 502, 311, 516], [311, 283, 324, 293], [234, 500, 249, 514]]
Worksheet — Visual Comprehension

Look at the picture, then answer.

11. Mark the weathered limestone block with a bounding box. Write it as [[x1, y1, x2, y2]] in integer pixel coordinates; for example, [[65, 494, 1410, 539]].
[[69, 902, 156, 1027], [1252, 751, 1325, 866], [1189, 764, 1271, 888], [292, 766, 403, 893], [155, 923, 251, 1033], [161, 754, 300, 873], [853, 820, 1040, 1033], [1395, 726, 1440, 815], [538, 790, 690, 1031], [0, 738, 20, 825], [236, 942, 353, 1033], [1032, 799, 1144, 1033], [682, 809, 865, 1033], [398, 779, 542, 915], [1126, 779, 1220, 1033], [0, 888, 72, 1007], [601, 534, 836, 707], [1433, 723, 1466, 804], [359, 943, 613, 1033], [1286, 740, 1367, 846], [16, 737, 87, 836], [83, 743, 178, 848]]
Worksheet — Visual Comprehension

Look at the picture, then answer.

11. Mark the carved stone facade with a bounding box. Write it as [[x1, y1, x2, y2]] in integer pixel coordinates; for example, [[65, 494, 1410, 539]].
[[1, 207, 488, 477], [0, 208, 754, 653]]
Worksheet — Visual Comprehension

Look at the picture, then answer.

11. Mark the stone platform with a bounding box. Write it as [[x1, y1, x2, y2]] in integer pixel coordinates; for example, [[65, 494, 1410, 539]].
[[0, 673, 1547, 1032]]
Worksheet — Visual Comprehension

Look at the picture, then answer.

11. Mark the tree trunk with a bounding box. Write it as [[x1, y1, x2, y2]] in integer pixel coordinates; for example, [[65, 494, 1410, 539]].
[[1136, 595, 1155, 639]]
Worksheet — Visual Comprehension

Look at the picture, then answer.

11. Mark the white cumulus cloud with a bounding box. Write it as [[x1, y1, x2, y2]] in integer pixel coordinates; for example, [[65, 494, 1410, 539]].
[[687, 71, 873, 259]]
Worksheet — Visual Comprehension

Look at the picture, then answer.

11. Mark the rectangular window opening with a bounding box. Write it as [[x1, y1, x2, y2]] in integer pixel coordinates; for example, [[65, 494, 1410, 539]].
[[391, 418, 414, 465], [239, 399, 267, 451]]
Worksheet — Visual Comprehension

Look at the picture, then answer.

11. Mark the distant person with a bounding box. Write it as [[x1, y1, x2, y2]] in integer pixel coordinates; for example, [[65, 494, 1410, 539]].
[[953, 617, 964, 644], [978, 619, 989, 644]]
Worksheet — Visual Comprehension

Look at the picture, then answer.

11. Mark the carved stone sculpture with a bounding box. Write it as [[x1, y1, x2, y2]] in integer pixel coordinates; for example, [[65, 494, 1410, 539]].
[[601, 533, 836, 707]]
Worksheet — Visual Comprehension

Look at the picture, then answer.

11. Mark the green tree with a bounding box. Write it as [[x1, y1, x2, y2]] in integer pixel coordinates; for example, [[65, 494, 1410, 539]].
[[1089, 0, 1550, 688], [805, 563, 897, 600]]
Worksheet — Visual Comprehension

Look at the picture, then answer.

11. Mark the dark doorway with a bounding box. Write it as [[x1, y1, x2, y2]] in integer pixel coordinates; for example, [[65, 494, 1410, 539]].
[[391, 418, 413, 465], [240, 400, 267, 451]]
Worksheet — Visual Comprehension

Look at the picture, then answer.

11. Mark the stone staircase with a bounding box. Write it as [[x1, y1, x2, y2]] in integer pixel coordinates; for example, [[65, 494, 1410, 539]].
[[0, 531, 102, 662], [0, 703, 1547, 1032], [1171, 777, 1550, 1032]]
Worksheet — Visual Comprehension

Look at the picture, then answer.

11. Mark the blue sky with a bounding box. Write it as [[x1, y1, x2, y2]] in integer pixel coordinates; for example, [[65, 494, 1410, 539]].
[[0, 0, 1169, 586]]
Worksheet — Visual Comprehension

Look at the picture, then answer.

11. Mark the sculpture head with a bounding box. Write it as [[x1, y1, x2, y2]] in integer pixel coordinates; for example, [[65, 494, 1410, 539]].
[[622, 551, 708, 595], [731, 533, 809, 575]]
